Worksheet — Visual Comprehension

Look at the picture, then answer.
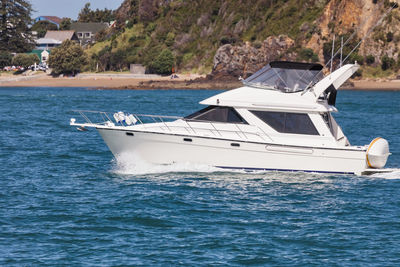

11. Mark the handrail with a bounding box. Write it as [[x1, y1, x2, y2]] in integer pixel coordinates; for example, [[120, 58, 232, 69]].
[[72, 110, 273, 142]]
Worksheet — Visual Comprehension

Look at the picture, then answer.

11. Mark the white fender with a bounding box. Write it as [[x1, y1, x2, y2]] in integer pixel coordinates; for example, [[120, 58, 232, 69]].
[[366, 137, 390, 169]]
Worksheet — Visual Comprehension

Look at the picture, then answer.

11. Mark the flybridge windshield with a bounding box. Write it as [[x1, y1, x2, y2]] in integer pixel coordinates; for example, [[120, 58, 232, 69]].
[[243, 61, 324, 93]]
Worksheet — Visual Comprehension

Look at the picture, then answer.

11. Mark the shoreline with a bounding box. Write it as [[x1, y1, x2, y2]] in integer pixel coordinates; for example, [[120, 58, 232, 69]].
[[0, 73, 399, 91]]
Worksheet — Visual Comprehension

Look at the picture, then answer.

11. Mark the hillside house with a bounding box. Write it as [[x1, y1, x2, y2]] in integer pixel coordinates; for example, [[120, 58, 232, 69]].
[[36, 31, 79, 50], [34, 16, 63, 28], [70, 22, 108, 46]]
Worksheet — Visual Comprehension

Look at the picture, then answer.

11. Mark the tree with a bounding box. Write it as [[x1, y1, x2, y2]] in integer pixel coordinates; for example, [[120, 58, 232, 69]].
[[78, 2, 114, 23], [59, 18, 72, 30], [0, 51, 12, 68], [366, 55, 375, 65], [381, 55, 395, 70], [151, 49, 175, 75], [12, 53, 39, 68], [110, 49, 127, 71], [31, 21, 58, 38], [49, 40, 87, 75], [0, 0, 35, 52]]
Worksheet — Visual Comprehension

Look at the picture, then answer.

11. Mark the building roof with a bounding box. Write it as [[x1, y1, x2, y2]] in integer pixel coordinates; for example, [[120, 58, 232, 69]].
[[39, 16, 63, 25], [70, 22, 108, 34], [36, 38, 62, 45], [44, 31, 76, 42]]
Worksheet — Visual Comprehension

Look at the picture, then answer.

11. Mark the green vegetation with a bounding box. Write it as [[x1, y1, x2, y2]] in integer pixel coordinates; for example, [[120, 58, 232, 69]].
[[60, 18, 72, 30], [381, 55, 396, 70], [0, 51, 12, 68], [87, 0, 329, 73], [12, 54, 39, 69], [150, 49, 175, 75], [0, 0, 34, 53], [31, 21, 58, 38], [49, 40, 88, 75], [297, 48, 319, 62], [366, 55, 375, 65], [362, 65, 394, 78], [78, 2, 115, 23]]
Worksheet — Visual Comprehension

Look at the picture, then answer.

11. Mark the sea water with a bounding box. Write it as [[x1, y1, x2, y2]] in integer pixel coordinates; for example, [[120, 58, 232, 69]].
[[0, 87, 399, 265]]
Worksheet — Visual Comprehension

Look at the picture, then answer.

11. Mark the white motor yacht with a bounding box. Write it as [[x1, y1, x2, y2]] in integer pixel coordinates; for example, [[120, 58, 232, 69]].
[[70, 61, 391, 175]]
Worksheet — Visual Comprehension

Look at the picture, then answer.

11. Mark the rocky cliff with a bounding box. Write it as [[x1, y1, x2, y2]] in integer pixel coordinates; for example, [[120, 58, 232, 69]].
[[211, 35, 295, 79]]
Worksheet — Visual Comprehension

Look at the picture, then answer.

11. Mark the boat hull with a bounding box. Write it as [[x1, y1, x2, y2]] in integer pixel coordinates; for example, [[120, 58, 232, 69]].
[[97, 128, 368, 175]]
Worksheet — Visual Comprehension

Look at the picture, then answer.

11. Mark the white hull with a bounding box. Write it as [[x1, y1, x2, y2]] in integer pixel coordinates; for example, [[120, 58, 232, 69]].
[[98, 128, 368, 175]]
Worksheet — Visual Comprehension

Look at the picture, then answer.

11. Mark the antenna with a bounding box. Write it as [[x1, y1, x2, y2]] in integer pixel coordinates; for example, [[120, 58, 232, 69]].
[[340, 37, 343, 67], [330, 35, 335, 73]]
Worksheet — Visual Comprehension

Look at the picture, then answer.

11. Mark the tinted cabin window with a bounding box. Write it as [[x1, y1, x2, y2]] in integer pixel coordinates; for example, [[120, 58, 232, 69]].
[[250, 110, 319, 135], [185, 106, 247, 124]]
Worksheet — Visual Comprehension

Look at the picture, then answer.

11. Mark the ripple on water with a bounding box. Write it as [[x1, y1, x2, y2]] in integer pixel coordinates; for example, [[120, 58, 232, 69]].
[[0, 88, 399, 265]]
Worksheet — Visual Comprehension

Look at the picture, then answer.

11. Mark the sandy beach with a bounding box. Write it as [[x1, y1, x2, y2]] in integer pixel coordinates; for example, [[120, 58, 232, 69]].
[[1, 72, 399, 90]]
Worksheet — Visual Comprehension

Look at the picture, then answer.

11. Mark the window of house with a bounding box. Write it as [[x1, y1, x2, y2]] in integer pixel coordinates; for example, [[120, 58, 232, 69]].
[[85, 32, 90, 38], [250, 110, 319, 135], [78, 32, 83, 38], [185, 106, 247, 124]]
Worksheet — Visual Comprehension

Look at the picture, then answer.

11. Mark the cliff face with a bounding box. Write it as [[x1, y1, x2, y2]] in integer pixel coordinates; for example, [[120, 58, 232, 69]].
[[92, 0, 400, 77], [309, 0, 400, 66], [212, 35, 295, 79]]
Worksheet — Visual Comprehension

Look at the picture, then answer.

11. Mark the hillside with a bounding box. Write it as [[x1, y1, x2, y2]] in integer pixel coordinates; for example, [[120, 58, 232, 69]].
[[86, 0, 400, 78]]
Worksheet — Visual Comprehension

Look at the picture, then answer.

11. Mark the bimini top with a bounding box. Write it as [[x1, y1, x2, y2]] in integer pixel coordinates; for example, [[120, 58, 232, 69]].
[[243, 61, 324, 93]]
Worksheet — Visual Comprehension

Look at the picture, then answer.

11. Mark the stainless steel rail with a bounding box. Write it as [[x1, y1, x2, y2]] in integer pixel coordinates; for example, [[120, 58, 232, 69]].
[[72, 110, 273, 142]]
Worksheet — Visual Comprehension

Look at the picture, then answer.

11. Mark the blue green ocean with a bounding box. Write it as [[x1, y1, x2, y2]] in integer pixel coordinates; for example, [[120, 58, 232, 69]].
[[0, 87, 399, 265]]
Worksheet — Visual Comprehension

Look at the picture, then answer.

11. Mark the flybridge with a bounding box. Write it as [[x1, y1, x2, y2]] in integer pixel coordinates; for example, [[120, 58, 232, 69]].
[[243, 61, 324, 93]]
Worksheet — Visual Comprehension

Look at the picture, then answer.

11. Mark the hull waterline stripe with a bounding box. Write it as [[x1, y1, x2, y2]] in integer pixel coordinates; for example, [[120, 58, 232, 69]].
[[215, 166, 355, 175]]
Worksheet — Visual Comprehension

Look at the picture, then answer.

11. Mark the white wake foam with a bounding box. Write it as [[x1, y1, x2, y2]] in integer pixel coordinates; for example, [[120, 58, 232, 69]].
[[109, 153, 333, 178], [111, 153, 223, 175], [370, 168, 400, 179]]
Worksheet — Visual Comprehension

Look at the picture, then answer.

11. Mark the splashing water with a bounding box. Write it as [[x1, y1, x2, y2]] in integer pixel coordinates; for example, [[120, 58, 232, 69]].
[[371, 168, 400, 179], [111, 152, 222, 175]]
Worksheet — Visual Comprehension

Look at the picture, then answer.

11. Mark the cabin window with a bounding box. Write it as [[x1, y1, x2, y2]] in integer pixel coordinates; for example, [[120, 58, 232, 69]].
[[185, 106, 247, 124], [250, 110, 319, 135]]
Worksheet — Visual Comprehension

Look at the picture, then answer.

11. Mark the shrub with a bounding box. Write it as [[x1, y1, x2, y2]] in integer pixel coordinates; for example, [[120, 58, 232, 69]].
[[381, 55, 395, 70], [366, 55, 375, 65], [253, 41, 262, 49], [298, 48, 319, 62], [12, 53, 39, 68], [165, 32, 175, 47], [387, 32, 394, 42], [110, 49, 127, 71], [0, 51, 12, 68], [349, 53, 364, 65], [95, 29, 108, 42], [49, 40, 87, 75], [151, 49, 174, 75], [220, 36, 236, 45]]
